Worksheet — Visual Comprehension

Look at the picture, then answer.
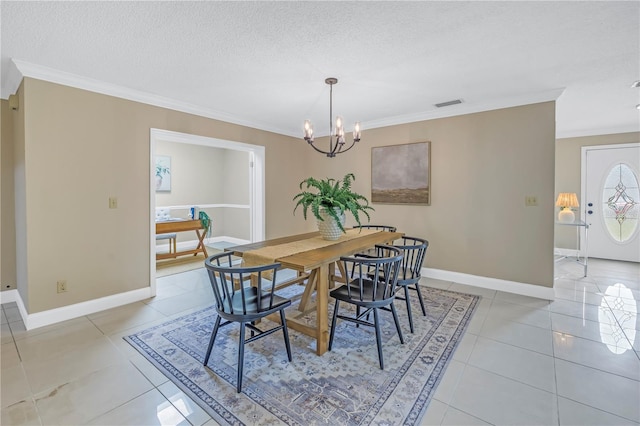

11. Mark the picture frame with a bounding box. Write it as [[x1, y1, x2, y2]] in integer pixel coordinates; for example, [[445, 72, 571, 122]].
[[155, 155, 172, 192], [371, 141, 430, 205]]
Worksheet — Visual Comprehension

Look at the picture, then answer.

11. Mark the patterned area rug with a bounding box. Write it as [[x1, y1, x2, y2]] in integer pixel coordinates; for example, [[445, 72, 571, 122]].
[[125, 286, 479, 425]]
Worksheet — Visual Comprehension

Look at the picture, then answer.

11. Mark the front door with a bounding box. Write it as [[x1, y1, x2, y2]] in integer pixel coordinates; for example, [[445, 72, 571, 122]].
[[583, 143, 640, 262]]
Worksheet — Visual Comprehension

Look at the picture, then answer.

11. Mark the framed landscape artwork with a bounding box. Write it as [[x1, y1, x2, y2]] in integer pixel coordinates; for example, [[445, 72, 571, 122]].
[[371, 141, 430, 205]]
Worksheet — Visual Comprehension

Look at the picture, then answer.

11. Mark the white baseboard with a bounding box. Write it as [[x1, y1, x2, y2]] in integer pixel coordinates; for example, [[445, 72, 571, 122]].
[[422, 267, 555, 300], [208, 236, 251, 245], [554, 247, 585, 258], [0, 287, 153, 330], [156, 236, 250, 253]]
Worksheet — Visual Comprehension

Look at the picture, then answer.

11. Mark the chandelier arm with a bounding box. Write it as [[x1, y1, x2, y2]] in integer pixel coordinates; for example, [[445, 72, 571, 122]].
[[329, 82, 334, 155], [308, 141, 334, 156], [334, 139, 357, 154]]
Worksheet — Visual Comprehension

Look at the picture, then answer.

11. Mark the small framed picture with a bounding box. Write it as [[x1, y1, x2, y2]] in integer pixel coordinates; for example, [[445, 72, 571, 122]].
[[155, 155, 171, 192]]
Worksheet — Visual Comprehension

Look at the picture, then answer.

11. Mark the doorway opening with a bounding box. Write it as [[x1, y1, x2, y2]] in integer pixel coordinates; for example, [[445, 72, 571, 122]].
[[149, 129, 265, 292]]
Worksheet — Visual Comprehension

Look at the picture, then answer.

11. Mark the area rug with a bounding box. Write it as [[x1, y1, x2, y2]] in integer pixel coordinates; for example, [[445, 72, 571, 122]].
[[125, 286, 479, 425]]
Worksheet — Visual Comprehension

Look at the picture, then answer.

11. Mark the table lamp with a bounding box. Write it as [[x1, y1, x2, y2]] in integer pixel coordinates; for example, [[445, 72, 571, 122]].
[[556, 193, 579, 223]]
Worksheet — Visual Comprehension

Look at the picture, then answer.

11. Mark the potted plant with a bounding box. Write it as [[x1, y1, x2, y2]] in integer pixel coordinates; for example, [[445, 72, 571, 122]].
[[293, 173, 374, 240]]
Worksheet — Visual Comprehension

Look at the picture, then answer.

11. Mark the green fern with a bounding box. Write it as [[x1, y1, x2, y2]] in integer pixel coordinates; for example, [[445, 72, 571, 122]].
[[293, 173, 374, 233]]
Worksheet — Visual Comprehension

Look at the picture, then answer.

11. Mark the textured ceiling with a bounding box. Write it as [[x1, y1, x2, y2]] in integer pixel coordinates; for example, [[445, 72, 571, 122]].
[[1, 1, 638, 138]]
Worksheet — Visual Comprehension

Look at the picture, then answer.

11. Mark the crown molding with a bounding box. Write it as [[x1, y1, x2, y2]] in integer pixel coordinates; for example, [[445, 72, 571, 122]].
[[556, 124, 640, 139], [8, 59, 622, 139], [361, 87, 566, 133], [5, 59, 293, 136], [1, 59, 23, 99]]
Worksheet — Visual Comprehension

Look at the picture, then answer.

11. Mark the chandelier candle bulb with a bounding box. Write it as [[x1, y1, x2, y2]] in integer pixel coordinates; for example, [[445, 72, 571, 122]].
[[354, 122, 361, 141], [304, 120, 314, 141]]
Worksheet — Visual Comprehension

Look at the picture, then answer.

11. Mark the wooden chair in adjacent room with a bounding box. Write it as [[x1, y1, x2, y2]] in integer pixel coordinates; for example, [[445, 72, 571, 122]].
[[203, 252, 293, 393]]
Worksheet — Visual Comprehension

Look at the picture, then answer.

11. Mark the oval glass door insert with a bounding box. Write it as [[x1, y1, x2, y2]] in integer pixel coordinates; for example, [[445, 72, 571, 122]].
[[602, 163, 639, 242]]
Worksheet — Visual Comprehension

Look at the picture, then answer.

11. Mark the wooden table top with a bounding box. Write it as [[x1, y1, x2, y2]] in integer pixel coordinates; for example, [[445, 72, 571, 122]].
[[229, 230, 403, 271]]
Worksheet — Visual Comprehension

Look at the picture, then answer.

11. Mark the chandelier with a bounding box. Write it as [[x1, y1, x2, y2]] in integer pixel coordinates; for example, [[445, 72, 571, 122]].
[[303, 78, 361, 158]]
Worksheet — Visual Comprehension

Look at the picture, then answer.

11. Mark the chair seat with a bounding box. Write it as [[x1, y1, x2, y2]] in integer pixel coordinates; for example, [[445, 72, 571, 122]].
[[221, 287, 291, 316], [330, 281, 392, 307]]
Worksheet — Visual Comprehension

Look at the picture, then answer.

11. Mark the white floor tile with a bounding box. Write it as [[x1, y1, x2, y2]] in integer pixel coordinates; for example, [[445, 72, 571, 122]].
[[0, 398, 42, 426], [449, 365, 558, 425], [1, 365, 32, 409], [419, 398, 447, 425], [494, 291, 550, 309], [452, 332, 477, 363], [33, 362, 154, 425], [557, 396, 638, 426], [549, 298, 618, 325], [87, 389, 189, 425], [432, 360, 466, 404], [553, 331, 640, 380], [479, 316, 553, 355], [88, 302, 168, 334], [468, 336, 556, 393], [554, 286, 605, 306], [23, 337, 128, 395], [486, 299, 551, 329], [158, 381, 212, 426], [555, 358, 640, 422], [440, 406, 491, 425], [551, 312, 620, 345]]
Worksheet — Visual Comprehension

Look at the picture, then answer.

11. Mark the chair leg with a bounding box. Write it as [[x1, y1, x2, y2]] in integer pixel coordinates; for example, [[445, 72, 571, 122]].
[[404, 285, 415, 333], [390, 302, 405, 344], [280, 309, 292, 362], [414, 283, 427, 316], [372, 308, 384, 369], [237, 323, 246, 393], [328, 300, 340, 351], [203, 316, 222, 365]]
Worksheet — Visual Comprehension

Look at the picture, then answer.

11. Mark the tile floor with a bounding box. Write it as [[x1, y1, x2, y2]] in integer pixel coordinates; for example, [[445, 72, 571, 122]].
[[1, 258, 639, 425]]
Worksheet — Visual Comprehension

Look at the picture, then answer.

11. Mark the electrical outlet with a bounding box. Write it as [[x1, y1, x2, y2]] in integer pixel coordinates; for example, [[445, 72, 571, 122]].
[[57, 280, 67, 293], [525, 196, 538, 206], [109, 197, 118, 209]]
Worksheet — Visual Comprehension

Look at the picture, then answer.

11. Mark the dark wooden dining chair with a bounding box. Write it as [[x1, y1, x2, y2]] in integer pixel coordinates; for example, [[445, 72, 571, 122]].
[[391, 236, 429, 333], [203, 252, 293, 393], [345, 224, 398, 281], [328, 245, 404, 369]]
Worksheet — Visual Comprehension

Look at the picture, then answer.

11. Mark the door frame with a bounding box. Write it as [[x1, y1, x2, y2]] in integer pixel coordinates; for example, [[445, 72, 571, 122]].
[[580, 142, 640, 257], [149, 128, 265, 290]]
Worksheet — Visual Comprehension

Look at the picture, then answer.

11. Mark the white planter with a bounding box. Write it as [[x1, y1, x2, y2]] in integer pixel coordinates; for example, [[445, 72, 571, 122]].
[[317, 208, 346, 240]]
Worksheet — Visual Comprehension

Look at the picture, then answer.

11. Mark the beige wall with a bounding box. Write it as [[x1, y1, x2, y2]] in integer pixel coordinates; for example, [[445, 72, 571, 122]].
[[4, 77, 560, 315], [14, 78, 308, 313], [1, 99, 17, 291], [555, 132, 639, 248], [302, 102, 557, 287]]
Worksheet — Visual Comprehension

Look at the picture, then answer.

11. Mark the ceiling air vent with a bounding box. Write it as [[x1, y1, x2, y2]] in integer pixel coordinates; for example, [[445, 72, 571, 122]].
[[435, 99, 462, 108]]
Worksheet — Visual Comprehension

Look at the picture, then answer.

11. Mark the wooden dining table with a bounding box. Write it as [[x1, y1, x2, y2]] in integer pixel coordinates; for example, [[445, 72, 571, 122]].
[[226, 229, 403, 355]]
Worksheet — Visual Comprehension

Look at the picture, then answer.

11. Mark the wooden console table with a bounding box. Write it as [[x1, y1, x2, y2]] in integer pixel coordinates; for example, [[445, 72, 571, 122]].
[[155, 219, 208, 261]]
